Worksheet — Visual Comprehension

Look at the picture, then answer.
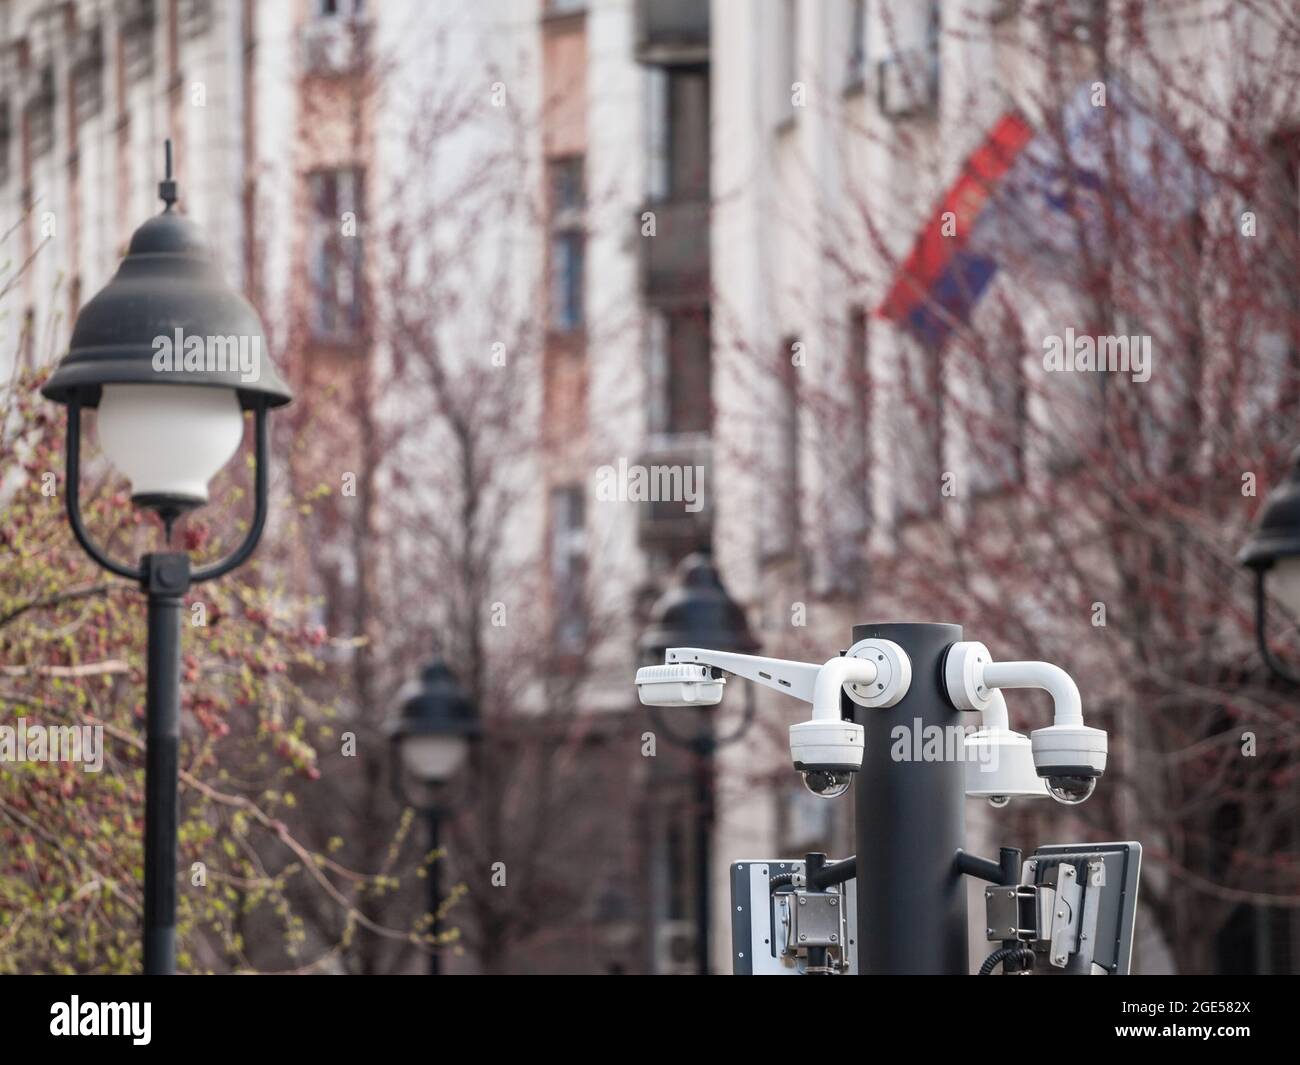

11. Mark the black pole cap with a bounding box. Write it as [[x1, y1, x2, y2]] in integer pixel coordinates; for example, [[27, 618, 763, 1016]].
[[638, 551, 759, 661], [386, 658, 482, 741]]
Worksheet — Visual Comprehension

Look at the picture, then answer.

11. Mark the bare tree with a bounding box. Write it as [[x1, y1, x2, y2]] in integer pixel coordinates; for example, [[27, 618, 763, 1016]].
[[715, 0, 1300, 973]]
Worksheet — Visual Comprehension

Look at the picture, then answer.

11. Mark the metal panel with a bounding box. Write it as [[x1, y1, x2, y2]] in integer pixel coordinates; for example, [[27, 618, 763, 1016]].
[[730, 860, 858, 975], [1027, 841, 1142, 974]]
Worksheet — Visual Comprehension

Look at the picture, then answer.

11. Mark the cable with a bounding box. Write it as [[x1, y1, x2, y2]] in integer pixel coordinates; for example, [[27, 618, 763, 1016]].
[[768, 872, 798, 893], [978, 945, 1035, 975]]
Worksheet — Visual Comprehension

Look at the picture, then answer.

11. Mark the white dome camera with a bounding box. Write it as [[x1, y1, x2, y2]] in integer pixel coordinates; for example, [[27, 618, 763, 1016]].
[[1029, 722, 1108, 804], [789, 718, 863, 798], [945, 642, 1106, 806]]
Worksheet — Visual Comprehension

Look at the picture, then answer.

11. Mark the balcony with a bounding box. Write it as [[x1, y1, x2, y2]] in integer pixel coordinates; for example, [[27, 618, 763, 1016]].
[[877, 49, 939, 120], [300, 17, 369, 78], [638, 199, 710, 304], [635, 0, 710, 66], [634, 436, 712, 551]]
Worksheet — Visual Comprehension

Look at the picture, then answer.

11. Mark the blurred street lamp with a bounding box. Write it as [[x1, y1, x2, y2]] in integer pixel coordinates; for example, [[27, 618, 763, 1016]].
[[40, 142, 292, 975], [1239, 448, 1300, 684], [638, 551, 758, 975], [386, 656, 481, 974]]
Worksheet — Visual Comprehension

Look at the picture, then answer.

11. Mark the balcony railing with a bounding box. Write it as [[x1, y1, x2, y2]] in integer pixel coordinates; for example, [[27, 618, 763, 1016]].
[[635, 0, 710, 65], [635, 436, 712, 549], [638, 199, 710, 303]]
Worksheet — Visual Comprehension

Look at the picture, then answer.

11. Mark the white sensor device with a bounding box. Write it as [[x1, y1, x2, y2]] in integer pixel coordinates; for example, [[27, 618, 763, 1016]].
[[635, 663, 725, 707], [945, 641, 1106, 806], [962, 690, 1048, 805]]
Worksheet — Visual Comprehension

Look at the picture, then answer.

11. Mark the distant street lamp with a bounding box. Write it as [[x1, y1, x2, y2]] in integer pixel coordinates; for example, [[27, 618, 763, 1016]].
[[386, 656, 481, 975], [638, 551, 758, 975], [1239, 448, 1300, 684], [40, 143, 292, 975]]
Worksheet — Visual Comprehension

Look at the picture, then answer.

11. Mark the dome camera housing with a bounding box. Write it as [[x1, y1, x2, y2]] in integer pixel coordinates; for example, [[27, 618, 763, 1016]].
[[789, 718, 864, 799], [1031, 722, 1107, 806], [799, 767, 855, 799]]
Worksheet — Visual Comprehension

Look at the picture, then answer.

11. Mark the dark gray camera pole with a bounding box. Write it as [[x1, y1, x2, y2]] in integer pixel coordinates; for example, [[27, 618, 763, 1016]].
[[851, 622, 968, 975]]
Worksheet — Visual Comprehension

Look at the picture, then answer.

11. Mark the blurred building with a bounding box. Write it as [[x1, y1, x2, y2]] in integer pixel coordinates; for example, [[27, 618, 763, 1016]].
[[535, 0, 1300, 974], [0, 0, 244, 379], [708, 0, 1299, 976]]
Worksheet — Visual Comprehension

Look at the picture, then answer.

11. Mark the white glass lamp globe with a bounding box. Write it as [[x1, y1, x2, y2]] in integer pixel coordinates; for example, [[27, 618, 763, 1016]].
[[399, 733, 471, 785], [96, 384, 245, 503], [1269, 555, 1300, 618]]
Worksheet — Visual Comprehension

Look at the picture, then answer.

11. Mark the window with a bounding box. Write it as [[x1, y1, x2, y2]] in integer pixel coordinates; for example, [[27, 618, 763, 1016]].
[[122, 0, 156, 83], [19, 308, 35, 371], [877, 0, 939, 119], [549, 157, 585, 332], [665, 312, 711, 434], [552, 155, 584, 212], [72, 28, 105, 124], [0, 102, 10, 186], [307, 168, 364, 340], [303, 0, 366, 73], [845, 0, 868, 90], [814, 306, 872, 589], [551, 234, 585, 332], [179, 0, 214, 38], [1043, 0, 1103, 45], [896, 339, 943, 520], [761, 335, 801, 558], [648, 309, 711, 437], [775, 0, 798, 126], [1215, 905, 1295, 975], [849, 303, 871, 523], [648, 68, 710, 201], [315, 0, 365, 17], [25, 68, 55, 159], [550, 485, 587, 651], [968, 310, 1026, 495], [665, 810, 690, 920], [1236, 129, 1300, 437]]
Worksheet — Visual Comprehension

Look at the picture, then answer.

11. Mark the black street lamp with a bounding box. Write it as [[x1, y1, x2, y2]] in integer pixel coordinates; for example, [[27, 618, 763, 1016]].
[[638, 551, 758, 975], [1239, 448, 1300, 684], [385, 656, 481, 975], [40, 144, 292, 975]]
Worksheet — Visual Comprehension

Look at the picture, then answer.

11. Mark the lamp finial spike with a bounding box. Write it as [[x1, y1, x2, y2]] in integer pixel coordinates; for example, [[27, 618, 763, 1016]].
[[159, 139, 178, 211]]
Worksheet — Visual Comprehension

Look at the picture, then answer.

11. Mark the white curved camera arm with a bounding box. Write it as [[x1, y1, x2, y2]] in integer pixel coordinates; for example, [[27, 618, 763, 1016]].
[[946, 642, 1106, 805], [659, 648, 874, 718]]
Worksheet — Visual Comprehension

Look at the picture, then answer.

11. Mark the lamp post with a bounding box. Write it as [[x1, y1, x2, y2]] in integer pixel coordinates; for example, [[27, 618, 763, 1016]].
[[39, 143, 292, 975], [385, 656, 481, 975], [638, 551, 758, 975], [1239, 448, 1300, 684]]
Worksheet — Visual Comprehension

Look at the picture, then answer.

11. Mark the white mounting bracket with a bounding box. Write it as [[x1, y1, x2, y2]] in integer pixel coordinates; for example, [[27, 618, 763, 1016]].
[[664, 640, 912, 716], [843, 638, 913, 709]]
